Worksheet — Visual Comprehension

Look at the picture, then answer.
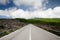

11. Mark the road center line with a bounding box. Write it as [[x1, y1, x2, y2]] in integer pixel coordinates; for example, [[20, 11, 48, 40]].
[[29, 26, 31, 40]]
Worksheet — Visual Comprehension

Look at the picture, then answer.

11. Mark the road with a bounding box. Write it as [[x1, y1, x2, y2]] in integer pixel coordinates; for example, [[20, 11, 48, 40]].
[[0, 24, 60, 40]]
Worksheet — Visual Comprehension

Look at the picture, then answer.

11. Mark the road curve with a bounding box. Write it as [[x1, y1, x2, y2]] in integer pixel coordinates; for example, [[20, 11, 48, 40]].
[[0, 24, 60, 40]]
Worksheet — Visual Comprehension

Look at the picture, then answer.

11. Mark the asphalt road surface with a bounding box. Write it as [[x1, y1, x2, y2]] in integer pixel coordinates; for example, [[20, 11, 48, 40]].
[[0, 24, 60, 40]]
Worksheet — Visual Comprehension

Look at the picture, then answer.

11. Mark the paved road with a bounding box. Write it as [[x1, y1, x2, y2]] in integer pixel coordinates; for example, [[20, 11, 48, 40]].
[[0, 24, 60, 40]]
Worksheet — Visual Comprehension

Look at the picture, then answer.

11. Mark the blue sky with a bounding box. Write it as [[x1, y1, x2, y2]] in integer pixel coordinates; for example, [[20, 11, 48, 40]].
[[0, 0, 60, 10], [0, 0, 60, 19], [0, 0, 15, 10], [46, 0, 60, 9]]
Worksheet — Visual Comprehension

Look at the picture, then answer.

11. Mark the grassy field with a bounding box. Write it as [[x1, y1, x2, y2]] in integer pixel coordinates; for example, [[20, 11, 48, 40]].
[[17, 18, 60, 26]]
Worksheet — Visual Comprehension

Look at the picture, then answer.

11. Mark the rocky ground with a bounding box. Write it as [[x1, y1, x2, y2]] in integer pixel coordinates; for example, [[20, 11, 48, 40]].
[[0, 19, 27, 37]]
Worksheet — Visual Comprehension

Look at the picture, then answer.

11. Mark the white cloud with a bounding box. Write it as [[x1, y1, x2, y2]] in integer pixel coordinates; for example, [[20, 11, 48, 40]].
[[0, 0, 9, 5], [53, 7, 60, 18], [0, 6, 60, 19], [13, 0, 47, 9], [11, 9, 31, 19], [0, 7, 17, 18], [11, 6, 60, 19], [53, 7, 60, 13]]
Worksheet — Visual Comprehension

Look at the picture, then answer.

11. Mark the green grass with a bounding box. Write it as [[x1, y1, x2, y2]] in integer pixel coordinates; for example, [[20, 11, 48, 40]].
[[16, 18, 60, 26]]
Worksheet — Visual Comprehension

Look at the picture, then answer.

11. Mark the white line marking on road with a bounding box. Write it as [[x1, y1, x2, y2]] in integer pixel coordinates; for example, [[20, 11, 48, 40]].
[[29, 26, 31, 40]]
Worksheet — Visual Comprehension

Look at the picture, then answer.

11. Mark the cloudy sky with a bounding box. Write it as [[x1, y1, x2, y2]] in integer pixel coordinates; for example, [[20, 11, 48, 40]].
[[0, 0, 60, 19]]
